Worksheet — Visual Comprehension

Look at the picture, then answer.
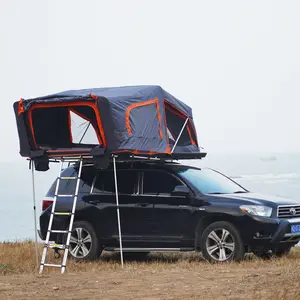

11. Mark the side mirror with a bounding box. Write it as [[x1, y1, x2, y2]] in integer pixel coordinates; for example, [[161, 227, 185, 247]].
[[171, 185, 190, 196]]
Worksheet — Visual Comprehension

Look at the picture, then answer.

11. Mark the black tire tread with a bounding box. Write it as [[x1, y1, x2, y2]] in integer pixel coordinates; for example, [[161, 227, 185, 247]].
[[69, 220, 102, 261], [200, 221, 245, 262], [255, 245, 292, 259]]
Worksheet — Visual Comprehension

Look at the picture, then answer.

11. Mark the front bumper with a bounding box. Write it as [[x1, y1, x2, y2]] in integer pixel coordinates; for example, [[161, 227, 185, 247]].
[[245, 216, 300, 248], [270, 217, 300, 243]]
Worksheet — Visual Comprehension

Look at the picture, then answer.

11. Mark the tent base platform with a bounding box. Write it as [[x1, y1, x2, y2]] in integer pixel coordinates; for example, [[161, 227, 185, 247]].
[[30, 150, 207, 171]]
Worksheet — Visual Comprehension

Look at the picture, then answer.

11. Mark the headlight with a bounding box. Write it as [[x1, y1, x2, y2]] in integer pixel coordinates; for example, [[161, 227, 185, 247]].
[[240, 205, 272, 217]]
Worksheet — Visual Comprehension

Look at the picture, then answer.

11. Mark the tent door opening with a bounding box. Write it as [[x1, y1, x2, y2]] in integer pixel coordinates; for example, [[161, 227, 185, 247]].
[[164, 101, 198, 150], [28, 102, 105, 150]]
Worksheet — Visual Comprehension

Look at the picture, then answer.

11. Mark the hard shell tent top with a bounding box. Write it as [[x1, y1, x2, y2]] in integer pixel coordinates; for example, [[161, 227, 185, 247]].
[[13, 85, 204, 164]]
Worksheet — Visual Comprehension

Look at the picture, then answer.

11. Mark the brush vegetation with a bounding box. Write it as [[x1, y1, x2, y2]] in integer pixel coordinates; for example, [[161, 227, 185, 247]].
[[1, 241, 300, 299]]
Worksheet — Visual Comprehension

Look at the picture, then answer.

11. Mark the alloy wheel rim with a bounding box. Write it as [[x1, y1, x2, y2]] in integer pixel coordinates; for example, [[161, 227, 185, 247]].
[[69, 227, 92, 258], [205, 228, 235, 261]]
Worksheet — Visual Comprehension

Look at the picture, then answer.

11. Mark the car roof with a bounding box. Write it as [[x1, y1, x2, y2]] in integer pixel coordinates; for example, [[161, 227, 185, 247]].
[[69, 160, 201, 172]]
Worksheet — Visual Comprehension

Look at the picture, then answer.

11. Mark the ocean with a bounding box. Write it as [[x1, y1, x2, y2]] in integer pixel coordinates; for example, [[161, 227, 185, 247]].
[[0, 152, 299, 242]]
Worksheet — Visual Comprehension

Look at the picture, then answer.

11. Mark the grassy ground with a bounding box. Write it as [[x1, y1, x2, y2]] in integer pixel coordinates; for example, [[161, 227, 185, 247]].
[[1, 242, 300, 299]]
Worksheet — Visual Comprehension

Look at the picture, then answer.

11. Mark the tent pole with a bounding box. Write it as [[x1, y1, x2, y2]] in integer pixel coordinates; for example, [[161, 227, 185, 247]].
[[79, 122, 91, 144], [171, 118, 189, 153], [31, 160, 39, 270], [112, 155, 124, 268]]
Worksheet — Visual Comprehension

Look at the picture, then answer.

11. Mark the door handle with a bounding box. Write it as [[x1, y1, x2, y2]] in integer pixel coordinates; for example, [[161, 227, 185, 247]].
[[136, 203, 150, 207], [179, 205, 188, 209], [87, 200, 100, 205]]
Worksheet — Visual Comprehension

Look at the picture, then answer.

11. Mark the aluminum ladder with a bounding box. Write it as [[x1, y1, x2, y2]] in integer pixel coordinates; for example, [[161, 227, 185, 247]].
[[39, 157, 83, 274]]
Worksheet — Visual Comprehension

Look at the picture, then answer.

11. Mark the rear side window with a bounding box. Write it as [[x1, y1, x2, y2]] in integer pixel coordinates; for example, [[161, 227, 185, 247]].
[[142, 170, 183, 195], [55, 166, 96, 195], [93, 170, 138, 194], [79, 167, 96, 193], [53, 167, 79, 195], [46, 166, 96, 196]]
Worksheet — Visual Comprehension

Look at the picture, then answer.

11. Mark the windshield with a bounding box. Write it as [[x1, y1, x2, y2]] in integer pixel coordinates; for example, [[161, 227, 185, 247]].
[[177, 168, 247, 194]]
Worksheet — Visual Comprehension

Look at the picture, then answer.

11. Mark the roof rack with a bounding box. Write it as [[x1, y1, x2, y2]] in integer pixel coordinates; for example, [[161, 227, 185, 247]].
[[29, 151, 207, 172], [46, 151, 206, 163]]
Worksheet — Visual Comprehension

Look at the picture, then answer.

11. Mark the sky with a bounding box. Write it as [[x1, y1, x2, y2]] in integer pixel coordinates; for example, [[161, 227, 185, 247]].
[[1, 0, 300, 163]]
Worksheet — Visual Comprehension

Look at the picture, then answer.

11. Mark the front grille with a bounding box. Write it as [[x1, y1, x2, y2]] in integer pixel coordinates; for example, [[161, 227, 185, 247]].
[[277, 205, 300, 218]]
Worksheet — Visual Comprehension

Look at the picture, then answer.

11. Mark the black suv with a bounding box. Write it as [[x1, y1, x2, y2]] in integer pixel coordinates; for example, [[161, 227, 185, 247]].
[[39, 161, 300, 262]]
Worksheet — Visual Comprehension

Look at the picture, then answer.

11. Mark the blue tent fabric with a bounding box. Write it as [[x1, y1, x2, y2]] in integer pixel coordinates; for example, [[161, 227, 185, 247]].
[[14, 85, 200, 158], [22, 85, 193, 116]]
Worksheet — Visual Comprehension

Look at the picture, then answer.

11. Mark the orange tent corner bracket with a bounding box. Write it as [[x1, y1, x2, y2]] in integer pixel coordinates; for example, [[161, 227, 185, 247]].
[[18, 98, 25, 116], [90, 93, 99, 100]]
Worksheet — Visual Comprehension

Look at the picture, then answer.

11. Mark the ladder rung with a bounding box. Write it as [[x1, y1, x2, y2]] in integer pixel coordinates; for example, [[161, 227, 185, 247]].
[[46, 243, 66, 249], [56, 194, 74, 197], [49, 230, 69, 234], [59, 177, 78, 180], [53, 212, 73, 216], [62, 159, 82, 163], [42, 263, 64, 268]]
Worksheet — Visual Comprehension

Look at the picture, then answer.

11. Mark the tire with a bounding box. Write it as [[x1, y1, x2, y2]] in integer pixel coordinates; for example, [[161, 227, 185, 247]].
[[253, 249, 273, 259], [254, 245, 292, 259], [200, 221, 245, 262], [67, 221, 102, 261], [274, 245, 292, 257]]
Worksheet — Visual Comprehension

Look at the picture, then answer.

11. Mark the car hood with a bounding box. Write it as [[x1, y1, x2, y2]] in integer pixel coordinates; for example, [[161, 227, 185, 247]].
[[209, 192, 300, 206]]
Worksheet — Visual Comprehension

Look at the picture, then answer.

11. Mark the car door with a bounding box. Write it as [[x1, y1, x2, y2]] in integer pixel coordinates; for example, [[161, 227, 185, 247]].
[[82, 168, 142, 246], [139, 169, 193, 246]]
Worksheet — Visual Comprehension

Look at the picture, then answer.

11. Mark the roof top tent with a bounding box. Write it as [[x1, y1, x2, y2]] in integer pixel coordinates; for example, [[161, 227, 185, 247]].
[[13, 85, 207, 273], [13, 85, 206, 170]]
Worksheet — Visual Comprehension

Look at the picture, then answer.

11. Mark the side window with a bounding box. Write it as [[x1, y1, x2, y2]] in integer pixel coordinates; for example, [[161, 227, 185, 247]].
[[93, 170, 137, 194], [117, 171, 138, 194], [143, 171, 183, 195], [79, 167, 96, 194], [62, 166, 96, 194], [102, 171, 115, 193]]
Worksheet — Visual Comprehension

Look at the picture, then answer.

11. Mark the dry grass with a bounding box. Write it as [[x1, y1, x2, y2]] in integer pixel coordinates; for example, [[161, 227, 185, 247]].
[[1, 242, 300, 299]]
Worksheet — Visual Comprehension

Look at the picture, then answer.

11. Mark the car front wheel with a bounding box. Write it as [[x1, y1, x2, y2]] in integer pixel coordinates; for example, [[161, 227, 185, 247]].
[[200, 221, 245, 262], [275, 245, 292, 257], [254, 245, 292, 259]]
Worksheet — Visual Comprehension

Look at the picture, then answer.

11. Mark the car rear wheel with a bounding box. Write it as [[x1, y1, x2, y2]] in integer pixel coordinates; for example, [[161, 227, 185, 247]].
[[200, 221, 245, 262], [67, 221, 102, 261]]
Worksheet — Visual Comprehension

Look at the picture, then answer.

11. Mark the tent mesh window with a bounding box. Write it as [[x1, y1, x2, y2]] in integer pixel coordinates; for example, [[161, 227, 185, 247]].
[[29, 105, 102, 149], [164, 102, 197, 147]]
